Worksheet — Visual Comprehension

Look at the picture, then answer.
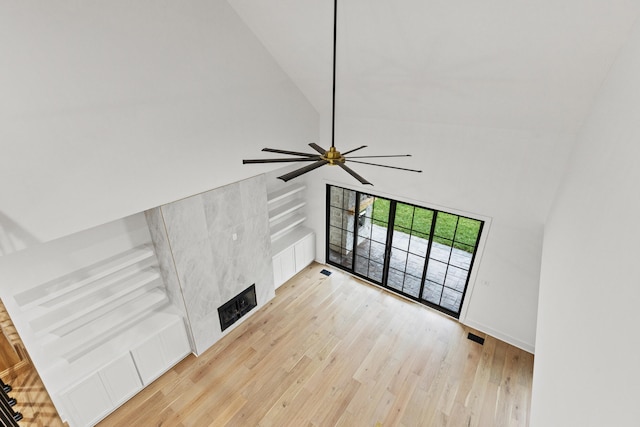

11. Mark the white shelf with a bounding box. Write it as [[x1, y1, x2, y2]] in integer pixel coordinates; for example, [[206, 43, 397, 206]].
[[272, 226, 314, 256], [46, 311, 184, 392], [269, 199, 306, 223], [270, 214, 306, 241], [38, 257, 157, 311], [7, 221, 194, 424], [267, 183, 305, 206], [30, 269, 161, 334], [267, 181, 309, 245], [14, 245, 155, 308], [45, 288, 169, 362]]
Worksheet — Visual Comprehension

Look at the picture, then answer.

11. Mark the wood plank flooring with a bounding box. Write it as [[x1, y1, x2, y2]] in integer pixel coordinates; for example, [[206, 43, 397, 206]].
[[2, 368, 67, 427], [0, 331, 20, 372], [0, 300, 66, 427], [100, 263, 534, 427]]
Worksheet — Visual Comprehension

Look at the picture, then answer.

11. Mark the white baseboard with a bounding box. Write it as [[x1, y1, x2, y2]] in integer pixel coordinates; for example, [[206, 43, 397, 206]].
[[462, 319, 535, 354]]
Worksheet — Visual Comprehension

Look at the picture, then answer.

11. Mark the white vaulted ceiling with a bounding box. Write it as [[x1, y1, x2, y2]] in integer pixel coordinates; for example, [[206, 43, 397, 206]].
[[228, 0, 640, 134], [1, 0, 639, 250]]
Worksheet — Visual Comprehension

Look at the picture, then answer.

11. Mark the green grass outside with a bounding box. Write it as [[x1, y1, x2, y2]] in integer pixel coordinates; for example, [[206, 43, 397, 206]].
[[371, 198, 481, 253]]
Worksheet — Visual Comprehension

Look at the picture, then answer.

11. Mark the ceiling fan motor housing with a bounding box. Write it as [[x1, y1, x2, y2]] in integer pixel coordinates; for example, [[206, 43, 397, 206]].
[[322, 146, 345, 165]]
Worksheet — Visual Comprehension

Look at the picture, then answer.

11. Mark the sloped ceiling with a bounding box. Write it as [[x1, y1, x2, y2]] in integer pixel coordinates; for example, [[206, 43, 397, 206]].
[[2, 0, 639, 251], [0, 1, 319, 248], [228, 0, 640, 134]]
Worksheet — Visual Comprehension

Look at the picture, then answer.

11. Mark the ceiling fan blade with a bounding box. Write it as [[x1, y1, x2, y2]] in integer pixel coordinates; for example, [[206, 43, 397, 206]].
[[261, 148, 317, 157], [242, 0, 421, 186], [346, 154, 412, 159], [341, 145, 368, 156], [337, 163, 373, 185], [243, 157, 320, 164], [278, 159, 329, 182], [348, 159, 423, 173], [308, 143, 328, 155]]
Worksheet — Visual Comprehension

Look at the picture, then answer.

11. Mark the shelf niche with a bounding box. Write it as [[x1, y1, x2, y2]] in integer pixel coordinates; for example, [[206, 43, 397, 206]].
[[266, 181, 315, 289]]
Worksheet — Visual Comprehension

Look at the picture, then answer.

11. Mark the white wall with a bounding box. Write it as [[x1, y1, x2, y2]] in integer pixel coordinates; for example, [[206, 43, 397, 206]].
[[304, 116, 575, 352], [0, 0, 318, 249], [531, 19, 640, 427]]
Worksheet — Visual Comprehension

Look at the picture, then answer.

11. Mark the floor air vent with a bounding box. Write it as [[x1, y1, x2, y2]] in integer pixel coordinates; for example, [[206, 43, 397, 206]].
[[320, 269, 332, 276], [467, 332, 485, 345]]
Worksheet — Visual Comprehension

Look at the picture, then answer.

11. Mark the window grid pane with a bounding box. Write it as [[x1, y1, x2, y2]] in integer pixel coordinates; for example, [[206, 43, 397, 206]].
[[326, 184, 483, 318]]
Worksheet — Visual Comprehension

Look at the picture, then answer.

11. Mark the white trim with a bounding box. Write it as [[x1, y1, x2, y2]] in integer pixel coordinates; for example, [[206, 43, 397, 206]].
[[458, 218, 492, 323], [322, 178, 492, 223], [462, 318, 535, 354]]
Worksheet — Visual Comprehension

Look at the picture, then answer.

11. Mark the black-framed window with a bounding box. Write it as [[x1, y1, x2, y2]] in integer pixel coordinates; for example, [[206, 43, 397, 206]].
[[326, 185, 483, 318]]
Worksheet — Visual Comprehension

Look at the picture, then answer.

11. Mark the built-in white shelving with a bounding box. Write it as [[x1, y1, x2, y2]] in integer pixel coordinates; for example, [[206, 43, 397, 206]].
[[9, 242, 192, 427], [48, 289, 167, 362], [29, 268, 161, 334], [269, 199, 306, 223], [54, 311, 189, 427], [271, 225, 315, 256], [267, 181, 315, 288], [270, 214, 307, 241], [267, 183, 310, 249], [14, 245, 155, 309], [267, 183, 306, 205], [1, 213, 197, 427]]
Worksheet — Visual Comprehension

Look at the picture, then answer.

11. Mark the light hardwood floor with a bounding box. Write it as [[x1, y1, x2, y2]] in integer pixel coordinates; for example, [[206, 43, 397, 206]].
[[100, 263, 533, 427], [0, 300, 66, 427]]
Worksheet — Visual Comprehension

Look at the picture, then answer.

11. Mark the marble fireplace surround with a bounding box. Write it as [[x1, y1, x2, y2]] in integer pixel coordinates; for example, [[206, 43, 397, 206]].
[[145, 175, 275, 355]]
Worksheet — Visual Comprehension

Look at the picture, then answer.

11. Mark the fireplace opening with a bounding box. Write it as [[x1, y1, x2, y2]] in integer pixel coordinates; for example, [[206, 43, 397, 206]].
[[218, 284, 257, 332]]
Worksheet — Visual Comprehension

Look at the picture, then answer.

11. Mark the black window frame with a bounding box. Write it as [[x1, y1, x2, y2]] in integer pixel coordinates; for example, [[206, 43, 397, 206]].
[[325, 184, 484, 319]]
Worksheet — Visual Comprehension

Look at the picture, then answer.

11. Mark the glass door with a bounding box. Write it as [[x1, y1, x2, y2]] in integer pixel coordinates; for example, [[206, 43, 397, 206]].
[[327, 186, 391, 284], [387, 203, 434, 298], [422, 213, 483, 313], [326, 185, 483, 318], [327, 186, 357, 270], [353, 193, 390, 284]]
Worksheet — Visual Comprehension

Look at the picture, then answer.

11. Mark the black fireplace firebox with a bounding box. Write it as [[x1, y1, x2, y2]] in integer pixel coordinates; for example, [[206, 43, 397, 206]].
[[218, 284, 257, 332]]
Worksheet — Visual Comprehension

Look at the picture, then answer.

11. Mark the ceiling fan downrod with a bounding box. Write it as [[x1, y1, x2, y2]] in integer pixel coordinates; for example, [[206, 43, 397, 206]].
[[331, 0, 338, 149], [240, 0, 422, 185]]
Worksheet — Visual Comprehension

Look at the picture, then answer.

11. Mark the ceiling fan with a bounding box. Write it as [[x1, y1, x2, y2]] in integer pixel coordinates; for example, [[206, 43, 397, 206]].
[[242, 0, 422, 185]]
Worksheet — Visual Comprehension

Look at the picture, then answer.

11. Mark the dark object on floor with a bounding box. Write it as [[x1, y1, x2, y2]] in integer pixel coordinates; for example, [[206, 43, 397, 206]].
[[0, 379, 21, 426], [467, 332, 485, 345], [320, 269, 332, 276]]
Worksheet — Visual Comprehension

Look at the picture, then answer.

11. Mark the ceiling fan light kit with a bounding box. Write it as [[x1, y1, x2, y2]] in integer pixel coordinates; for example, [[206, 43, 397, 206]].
[[242, 0, 422, 185]]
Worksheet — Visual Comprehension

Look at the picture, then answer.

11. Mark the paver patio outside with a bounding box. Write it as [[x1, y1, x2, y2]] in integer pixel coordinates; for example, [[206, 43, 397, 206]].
[[329, 224, 473, 313]]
